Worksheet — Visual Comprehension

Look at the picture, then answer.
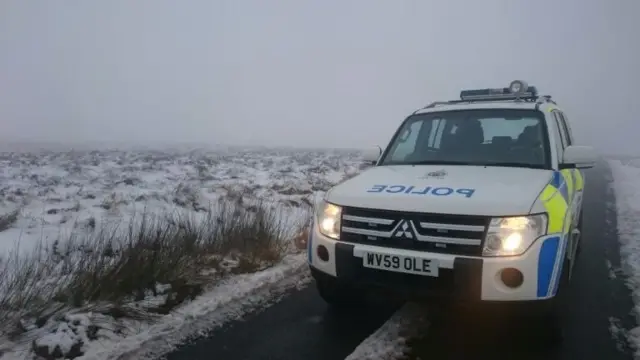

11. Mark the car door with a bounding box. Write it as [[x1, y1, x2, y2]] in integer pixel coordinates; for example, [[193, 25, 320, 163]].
[[552, 110, 582, 272], [555, 111, 584, 222]]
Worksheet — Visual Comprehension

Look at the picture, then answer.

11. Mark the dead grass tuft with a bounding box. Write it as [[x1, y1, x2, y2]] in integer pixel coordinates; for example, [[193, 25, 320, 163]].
[[0, 209, 19, 232], [0, 197, 295, 342]]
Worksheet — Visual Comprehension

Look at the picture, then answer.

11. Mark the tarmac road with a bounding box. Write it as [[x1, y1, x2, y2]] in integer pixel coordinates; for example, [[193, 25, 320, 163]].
[[164, 160, 636, 360]]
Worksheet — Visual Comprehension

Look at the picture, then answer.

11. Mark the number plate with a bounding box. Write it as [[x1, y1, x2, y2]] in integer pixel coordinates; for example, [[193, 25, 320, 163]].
[[362, 252, 439, 277]]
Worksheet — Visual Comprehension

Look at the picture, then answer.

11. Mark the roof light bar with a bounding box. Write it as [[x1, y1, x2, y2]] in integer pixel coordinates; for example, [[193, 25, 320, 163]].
[[460, 80, 538, 101]]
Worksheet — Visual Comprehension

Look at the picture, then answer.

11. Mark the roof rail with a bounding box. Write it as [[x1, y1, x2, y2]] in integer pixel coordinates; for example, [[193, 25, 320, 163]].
[[412, 100, 457, 114], [413, 81, 556, 114], [422, 101, 452, 109], [536, 95, 557, 105], [412, 97, 538, 114]]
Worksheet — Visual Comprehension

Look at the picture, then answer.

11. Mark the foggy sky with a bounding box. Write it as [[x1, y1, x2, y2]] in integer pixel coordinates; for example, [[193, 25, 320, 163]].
[[1, 0, 638, 153]]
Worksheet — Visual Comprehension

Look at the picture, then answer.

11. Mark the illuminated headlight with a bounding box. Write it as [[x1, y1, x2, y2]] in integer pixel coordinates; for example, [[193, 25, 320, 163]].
[[315, 200, 342, 240], [482, 214, 547, 256]]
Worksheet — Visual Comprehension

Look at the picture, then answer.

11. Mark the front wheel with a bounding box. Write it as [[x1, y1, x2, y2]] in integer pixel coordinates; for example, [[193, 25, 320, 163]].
[[576, 209, 584, 256], [536, 258, 571, 346], [313, 271, 365, 311]]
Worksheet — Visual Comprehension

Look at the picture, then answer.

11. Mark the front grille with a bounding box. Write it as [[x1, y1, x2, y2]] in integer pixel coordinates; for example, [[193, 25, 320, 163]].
[[340, 206, 490, 256]]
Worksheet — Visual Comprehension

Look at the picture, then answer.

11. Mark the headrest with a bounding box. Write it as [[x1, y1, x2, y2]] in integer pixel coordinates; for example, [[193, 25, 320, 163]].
[[492, 136, 513, 146]]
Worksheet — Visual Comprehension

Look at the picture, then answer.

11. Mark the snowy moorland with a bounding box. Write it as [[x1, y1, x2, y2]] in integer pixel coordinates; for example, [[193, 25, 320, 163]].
[[0, 147, 368, 359], [5, 147, 640, 360]]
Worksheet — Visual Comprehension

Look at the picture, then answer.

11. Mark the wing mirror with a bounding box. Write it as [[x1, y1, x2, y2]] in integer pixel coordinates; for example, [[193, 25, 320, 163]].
[[560, 145, 596, 169], [362, 146, 382, 165]]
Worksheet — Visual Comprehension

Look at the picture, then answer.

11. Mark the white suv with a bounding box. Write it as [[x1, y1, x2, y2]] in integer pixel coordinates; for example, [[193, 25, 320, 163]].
[[307, 80, 596, 339]]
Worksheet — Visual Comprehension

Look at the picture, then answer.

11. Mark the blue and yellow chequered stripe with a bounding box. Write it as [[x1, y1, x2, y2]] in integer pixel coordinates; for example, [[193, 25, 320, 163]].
[[540, 171, 570, 233], [574, 169, 584, 192], [536, 169, 583, 297]]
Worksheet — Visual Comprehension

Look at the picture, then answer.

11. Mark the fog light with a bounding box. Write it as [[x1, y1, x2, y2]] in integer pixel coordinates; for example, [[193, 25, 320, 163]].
[[317, 245, 329, 262], [500, 268, 524, 288]]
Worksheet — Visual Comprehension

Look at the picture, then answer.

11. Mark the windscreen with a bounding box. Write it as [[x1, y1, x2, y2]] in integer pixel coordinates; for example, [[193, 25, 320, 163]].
[[379, 109, 550, 169]]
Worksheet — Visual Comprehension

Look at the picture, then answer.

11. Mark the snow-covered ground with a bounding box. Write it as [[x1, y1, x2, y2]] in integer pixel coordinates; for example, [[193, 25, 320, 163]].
[[608, 158, 640, 356], [0, 147, 364, 257], [7, 149, 640, 360], [0, 147, 367, 360], [345, 303, 428, 360]]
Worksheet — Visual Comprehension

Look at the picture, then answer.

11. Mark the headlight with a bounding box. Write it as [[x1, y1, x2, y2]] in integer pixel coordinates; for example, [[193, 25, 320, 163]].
[[482, 214, 547, 257], [315, 200, 342, 240]]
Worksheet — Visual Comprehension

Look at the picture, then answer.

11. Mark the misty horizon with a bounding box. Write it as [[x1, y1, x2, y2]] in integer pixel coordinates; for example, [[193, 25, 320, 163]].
[[1, 0, 639, 154]]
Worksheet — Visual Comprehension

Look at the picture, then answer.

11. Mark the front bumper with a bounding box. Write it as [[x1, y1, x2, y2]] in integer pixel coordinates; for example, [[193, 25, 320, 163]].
[[308, 224, 566, 302]]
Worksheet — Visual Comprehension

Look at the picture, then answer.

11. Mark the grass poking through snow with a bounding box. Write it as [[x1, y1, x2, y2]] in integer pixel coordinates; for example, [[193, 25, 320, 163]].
[[0, 196, 308, 351], [0, 210, 19, 233]]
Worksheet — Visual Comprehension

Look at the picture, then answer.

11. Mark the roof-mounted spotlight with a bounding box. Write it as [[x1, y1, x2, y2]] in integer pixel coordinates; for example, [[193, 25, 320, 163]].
[[509, 80, 529, 96]]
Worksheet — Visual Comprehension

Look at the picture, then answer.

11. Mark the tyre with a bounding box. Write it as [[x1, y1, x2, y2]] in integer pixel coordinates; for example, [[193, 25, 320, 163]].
[[313, 273, 365, 311], [537, 258, 571, 346], [576, 209, 584, 255]]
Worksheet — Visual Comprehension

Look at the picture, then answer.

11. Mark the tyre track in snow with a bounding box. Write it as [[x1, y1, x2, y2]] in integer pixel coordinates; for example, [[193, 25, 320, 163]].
[[163, 161, 635, 360]]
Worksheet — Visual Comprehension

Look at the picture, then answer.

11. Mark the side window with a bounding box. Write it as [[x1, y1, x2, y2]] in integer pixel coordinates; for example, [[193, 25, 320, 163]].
[[389, 120, 423, 161], [557, 112, 573, 145], [552, 111, 569, 149]]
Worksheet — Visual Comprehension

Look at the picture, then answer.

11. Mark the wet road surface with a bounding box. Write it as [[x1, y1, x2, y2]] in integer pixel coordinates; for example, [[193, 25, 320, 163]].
[[164, 160, 636, 360]]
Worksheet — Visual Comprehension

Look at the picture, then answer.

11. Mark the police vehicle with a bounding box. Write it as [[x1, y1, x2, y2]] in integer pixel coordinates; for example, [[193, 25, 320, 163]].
[[307, 80, 596, 338]]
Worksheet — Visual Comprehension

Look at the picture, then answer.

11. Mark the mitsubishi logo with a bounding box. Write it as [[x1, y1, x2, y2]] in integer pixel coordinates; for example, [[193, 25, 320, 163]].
[[393, 220, 416, 239], [420, 169, 447, 180]]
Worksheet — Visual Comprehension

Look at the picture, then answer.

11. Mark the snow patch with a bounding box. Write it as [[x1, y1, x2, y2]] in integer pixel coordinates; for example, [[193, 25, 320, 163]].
[[608, 158, 640, 357], [610, 316, 629, 353], [345, 303, 426, 360], [2, 254, 310, 360]]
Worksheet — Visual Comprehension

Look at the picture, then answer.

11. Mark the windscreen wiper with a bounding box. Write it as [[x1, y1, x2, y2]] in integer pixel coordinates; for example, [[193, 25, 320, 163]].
[[383, 160, 546, 169], [477, 162, 546, 169], [403, 160, 476, 166]]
